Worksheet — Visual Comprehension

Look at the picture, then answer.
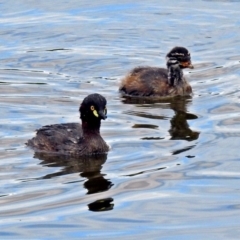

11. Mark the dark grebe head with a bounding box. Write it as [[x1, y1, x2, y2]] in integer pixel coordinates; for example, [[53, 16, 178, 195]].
[[166, 46, 193, 69], [165, 47, 193, 86], [79, 93, 107, 126]]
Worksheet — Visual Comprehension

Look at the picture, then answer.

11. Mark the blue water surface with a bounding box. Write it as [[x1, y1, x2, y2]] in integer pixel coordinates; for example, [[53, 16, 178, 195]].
[[1, 0, 240, 239]]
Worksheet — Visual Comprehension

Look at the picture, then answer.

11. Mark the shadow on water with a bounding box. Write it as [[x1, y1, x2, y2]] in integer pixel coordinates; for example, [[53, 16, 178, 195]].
[[33, 152, 114, 212], [122, 96, 200, 152]]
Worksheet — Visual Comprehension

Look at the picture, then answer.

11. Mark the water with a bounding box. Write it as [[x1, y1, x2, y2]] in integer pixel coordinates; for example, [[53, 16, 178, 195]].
[[1, 0, 240, 239]]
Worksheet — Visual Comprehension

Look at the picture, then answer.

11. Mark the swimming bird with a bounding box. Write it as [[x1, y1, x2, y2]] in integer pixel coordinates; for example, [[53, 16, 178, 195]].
[[119, 46, 194, 98], [27, 93, 109, 156]]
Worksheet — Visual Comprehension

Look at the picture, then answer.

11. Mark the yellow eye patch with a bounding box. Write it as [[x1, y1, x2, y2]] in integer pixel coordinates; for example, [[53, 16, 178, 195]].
[[93, 110, 98, 117], [90, 105, 99, 117]]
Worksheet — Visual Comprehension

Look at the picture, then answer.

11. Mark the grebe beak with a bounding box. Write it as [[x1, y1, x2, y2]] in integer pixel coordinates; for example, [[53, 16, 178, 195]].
[[99, 110, 107, 120]]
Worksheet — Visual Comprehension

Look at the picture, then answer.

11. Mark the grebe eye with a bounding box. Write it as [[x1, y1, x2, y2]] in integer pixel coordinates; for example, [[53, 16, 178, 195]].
[[90, 105, 95, 111]]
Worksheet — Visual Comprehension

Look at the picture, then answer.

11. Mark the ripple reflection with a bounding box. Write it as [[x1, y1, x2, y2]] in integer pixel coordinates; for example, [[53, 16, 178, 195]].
[[122, 96, 200, 155], [34, 152, 114, 212]]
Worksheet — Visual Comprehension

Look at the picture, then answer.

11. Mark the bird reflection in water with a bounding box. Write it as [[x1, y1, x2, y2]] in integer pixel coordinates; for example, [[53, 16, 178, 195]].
[[34, 152, 114, 212], [122, 96, 200, 155], [168, 97, 199, 141]]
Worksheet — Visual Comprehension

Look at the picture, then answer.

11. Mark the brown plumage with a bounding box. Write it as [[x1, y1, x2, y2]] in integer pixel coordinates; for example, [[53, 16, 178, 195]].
[[27, 93, 109, 156], [119, 46, 194, 98]]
